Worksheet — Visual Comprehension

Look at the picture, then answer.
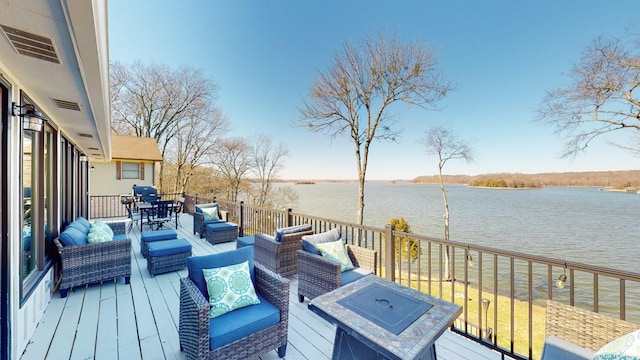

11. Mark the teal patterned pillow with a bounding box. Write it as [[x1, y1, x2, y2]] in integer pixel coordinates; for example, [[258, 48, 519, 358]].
[[87, 222, 113, 244], [201, 206, 219, 222], [593, 329, 640, 359], [315, 239, 354, 272], [203, 260, 260, 318]]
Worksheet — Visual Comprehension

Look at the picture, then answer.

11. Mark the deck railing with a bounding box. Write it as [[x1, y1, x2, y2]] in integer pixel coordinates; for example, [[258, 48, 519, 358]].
[[89, 193, 182, 219], [104, 194, 640, 360]]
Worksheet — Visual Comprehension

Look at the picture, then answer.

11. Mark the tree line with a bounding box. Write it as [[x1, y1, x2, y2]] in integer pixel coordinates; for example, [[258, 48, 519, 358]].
[[410, 171, 640, 189]]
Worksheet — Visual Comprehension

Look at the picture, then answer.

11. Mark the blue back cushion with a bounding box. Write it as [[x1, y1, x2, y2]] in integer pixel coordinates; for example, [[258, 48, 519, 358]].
[[301, 228, 341, 255], [75, 217, 92, 232], [187, 246, 255, 298], [275, 223, 312, 242], [59, 227, 88, 247], [66, 221, 90, 236], [195, 203, 218, 214]]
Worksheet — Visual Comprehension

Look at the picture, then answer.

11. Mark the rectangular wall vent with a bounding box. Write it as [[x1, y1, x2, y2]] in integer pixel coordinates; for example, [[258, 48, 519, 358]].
[[52, 98, 81, 111], [78, 133, 93, 138], [0, 24, 60, 64]]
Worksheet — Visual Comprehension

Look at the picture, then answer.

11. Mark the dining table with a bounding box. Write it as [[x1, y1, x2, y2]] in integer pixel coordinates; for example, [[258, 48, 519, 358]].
[[136, 201, 179, 230]]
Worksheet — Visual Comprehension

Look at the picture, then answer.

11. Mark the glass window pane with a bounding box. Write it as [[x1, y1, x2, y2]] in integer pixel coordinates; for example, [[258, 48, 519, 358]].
[[122, 162, 139, 179], [22, 131, 35, 278]]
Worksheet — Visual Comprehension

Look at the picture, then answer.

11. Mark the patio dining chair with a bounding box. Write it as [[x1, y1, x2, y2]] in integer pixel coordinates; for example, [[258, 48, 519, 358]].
[[147, 200, 174, 230], [125, 205, 141, 233]]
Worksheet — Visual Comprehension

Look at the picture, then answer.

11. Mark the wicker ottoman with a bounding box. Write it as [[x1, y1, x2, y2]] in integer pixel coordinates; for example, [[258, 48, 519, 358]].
[[146, 238, 192, 276], [236, 235, 255, 249], [141, 229, 177, 257], [205, 222, 238, 245]]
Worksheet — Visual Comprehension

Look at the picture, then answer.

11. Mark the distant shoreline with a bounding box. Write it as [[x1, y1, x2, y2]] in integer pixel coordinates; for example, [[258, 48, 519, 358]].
[[279, 170, 640, 190]]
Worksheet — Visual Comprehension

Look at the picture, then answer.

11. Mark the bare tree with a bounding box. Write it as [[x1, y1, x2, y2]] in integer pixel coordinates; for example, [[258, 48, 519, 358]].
[[110, 61, 219, 190], [299, 33, 453, 225], [209, 137, 253, 202], [537, 34, 640, 158], [250, 134, 289, 207], [165, 108, 229, 194], [422, 126, 474, 280]]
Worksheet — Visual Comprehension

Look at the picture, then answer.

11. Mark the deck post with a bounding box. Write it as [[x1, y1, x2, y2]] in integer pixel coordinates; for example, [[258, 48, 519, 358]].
[[385, 223, 395, 281], [286, 208, 293, 227], [239, 201, 244, 237]]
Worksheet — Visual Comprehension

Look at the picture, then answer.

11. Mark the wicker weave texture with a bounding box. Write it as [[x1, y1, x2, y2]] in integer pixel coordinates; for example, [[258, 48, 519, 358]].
[[205, 225, 237, 245], [55, 221, 131, 297], [297, 244, 377, 302], [147, 250, 191, 276], [178, 263, 290, 360], [254, 229, 313, 277], [546, 300, 640, 352]]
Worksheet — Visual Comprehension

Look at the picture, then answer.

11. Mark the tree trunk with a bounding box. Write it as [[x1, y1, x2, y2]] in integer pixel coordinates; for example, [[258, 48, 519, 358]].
[[438, 162, 452, 280]]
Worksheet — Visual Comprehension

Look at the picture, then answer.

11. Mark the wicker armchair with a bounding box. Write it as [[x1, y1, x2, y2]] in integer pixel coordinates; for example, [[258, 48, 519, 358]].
[[54, 220, 131, 298], [179, 248, 290, 360], [254, 224, 314, 277], [297, 243, 377, 302], [192, 203, 228, 238], [542, 299, 640, 359]]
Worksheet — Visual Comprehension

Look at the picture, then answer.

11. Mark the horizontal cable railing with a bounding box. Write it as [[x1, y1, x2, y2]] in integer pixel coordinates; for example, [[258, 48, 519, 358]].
[[129, 195, 640, 359]]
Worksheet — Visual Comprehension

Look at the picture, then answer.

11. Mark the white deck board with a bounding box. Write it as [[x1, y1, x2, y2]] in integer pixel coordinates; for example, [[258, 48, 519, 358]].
[[21, 213, 511, 360]]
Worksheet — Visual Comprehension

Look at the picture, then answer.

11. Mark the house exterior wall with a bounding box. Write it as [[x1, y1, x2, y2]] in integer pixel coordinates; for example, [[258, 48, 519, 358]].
[[89, 160, 157, 196]]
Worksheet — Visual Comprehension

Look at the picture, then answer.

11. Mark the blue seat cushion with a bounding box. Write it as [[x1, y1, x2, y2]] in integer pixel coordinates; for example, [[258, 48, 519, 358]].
[[340, 268, 372, 286], [206, 222, 237, 232], [113, 233, 128, 241], [541, 335, 594, 360], [209, 293, 280, 350], [301, 228, 341, 255], [236, 235, 255, 247], [187, 247, 255, 298], [59, 227, 88, 247], [148, 239, 192, 257], [141, 229, 177, 242], [275, 223, 312, 242]]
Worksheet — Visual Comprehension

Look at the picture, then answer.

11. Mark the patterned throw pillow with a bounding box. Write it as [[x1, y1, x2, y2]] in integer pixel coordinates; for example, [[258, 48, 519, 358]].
[[92, 221, 114, 238], [201, 206, 219, 222], [203, 260, 261, 318], [315, 239, 354, 272], [593, 329, 640, 359], [87, 222, 113, 244]]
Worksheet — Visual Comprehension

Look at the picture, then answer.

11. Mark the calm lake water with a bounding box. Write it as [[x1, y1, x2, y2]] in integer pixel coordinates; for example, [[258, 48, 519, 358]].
[[283, 182, 639, 273]]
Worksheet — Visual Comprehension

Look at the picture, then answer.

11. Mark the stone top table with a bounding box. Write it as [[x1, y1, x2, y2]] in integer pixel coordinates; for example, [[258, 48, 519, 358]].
[[309, 274, 462, 360]]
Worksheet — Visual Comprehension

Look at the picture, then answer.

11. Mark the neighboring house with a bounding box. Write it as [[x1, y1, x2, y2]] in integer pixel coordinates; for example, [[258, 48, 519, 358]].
[[89, 135, 163, 195], [0, 1, 110, 358]]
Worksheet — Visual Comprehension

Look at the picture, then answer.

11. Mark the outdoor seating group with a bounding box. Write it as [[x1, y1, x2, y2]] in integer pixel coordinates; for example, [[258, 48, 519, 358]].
[[193, 202, 228, 238], [54, 217, 131, 298]]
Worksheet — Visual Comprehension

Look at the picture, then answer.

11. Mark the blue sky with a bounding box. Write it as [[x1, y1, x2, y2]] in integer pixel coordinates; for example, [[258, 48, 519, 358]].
[[108, 1, 639, 180]]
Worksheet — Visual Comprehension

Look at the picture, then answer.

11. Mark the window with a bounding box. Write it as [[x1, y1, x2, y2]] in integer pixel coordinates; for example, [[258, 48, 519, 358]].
[[122, 162, 140, 179]]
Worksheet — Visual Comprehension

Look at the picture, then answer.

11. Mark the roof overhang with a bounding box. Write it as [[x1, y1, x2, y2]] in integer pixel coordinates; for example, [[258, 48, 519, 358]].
[[0, 0, 111, 161]]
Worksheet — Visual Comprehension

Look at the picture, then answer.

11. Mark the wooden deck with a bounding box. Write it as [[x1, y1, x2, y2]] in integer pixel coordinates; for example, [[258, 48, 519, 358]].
[[20, 214, 510, 360]]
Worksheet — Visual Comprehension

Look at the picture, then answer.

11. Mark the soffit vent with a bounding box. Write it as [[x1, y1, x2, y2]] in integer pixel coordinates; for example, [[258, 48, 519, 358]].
[[78, 133, 93, 138], [52, 98, 81, 111], [0, 24, 60, 64]]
